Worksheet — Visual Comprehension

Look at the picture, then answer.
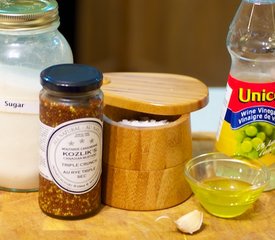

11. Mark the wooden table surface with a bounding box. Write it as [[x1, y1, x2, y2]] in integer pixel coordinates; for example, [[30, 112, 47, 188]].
[[0, 133, 274, 240]]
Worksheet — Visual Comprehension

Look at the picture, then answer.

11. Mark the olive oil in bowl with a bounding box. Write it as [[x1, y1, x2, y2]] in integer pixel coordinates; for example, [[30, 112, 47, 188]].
[[193, 177, 265, 218], [184, 153, 270, 218]]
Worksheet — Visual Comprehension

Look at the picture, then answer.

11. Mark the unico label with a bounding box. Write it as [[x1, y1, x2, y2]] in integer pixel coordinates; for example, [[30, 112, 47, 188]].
[[216, 75, 275, 167]]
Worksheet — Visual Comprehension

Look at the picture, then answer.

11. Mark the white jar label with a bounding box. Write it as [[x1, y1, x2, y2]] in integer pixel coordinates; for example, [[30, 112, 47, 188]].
[[40, 118, 103, 194], [0, 97, 38, 114]]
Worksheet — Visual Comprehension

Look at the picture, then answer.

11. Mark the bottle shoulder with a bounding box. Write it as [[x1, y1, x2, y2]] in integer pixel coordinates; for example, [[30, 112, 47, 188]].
[[229, 71, 275, 83], [228, 1, 275, 57]]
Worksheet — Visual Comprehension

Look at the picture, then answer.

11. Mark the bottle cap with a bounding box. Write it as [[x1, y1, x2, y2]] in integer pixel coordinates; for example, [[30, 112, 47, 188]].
[[40, 64, 103, 93], [0, 0, 59, 30]]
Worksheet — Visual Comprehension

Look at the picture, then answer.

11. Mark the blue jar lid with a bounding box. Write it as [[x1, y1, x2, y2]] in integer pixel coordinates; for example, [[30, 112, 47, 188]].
[[40, 64, 103, 93]]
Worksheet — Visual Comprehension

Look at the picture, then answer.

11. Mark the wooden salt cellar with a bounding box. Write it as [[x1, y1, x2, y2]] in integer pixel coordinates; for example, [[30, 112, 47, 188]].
[[101, 72, 208, 210]]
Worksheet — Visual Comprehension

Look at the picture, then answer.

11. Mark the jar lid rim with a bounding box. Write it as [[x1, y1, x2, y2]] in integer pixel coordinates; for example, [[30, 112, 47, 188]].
[[40, 64, 103, 93], [0, 0, 59, 30]]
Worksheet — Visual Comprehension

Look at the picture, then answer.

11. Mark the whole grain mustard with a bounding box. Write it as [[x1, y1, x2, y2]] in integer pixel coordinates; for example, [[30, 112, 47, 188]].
[[39, 64, 103, 219]]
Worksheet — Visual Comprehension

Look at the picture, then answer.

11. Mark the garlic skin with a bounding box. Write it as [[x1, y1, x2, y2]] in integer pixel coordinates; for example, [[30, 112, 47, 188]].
[[175, 210, 203, 234]]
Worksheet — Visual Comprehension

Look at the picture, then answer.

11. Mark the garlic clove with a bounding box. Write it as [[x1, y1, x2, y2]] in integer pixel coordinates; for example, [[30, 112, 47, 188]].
[[175, 210, 203, 234]]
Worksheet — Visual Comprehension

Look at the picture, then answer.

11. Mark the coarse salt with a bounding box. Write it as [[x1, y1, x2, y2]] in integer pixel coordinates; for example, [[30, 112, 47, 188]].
[[119, 119, 169, 127]]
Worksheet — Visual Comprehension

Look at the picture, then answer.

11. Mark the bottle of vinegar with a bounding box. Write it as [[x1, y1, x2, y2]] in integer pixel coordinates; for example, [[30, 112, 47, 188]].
[[216, 0, 275, 190]]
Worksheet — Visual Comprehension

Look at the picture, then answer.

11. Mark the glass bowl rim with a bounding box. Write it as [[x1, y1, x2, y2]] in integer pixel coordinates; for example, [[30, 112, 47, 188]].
[[184, 152, 270, 191]]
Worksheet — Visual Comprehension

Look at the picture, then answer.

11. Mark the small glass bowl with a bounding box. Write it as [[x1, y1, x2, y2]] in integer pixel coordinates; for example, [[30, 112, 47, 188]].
[[184, 153, 270, 218]]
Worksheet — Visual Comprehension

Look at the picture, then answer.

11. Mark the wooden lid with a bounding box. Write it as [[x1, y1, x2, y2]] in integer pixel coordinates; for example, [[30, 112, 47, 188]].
[[102, 72, 209, 115]]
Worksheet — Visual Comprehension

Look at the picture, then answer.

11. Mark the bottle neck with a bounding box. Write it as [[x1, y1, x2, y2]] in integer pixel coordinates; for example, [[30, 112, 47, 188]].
[[227, 0, 275, 57], [228, 0, 275, 82]]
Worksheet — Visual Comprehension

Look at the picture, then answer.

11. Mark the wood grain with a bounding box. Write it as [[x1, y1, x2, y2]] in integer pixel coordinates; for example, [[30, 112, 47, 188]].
[[102, 106, 192, 210], [102, 72, 209, 115], [103, 109, 192, 170], [0, 135, 274, 239], [0, 187, 274, 239], [102, 162, 192, 211]]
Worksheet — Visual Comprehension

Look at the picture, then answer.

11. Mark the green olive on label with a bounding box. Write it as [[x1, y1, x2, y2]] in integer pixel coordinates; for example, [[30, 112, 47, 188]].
[[235, 122, 274, 159]]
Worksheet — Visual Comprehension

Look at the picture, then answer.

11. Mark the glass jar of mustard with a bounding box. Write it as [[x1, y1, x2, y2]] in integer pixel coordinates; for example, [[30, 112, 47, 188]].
[[39, 64, 103, 219], [0, 0, 73, 191]]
